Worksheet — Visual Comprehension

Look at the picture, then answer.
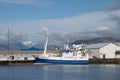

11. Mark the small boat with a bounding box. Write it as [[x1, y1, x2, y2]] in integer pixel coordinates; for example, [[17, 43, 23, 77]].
[[33, 37, 89, 65]]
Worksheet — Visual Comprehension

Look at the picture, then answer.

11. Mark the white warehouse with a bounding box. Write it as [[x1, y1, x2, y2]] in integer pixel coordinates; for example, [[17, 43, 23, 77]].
[[85, 43, 120, 59]]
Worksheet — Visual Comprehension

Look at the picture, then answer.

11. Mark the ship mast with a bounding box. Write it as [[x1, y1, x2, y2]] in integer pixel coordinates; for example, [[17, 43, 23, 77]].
[[43, 36, 48, 57]]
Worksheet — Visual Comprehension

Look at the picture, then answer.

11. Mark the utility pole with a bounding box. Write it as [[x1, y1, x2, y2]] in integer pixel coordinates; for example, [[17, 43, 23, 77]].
[[8, 28, 10, 55], [7, 28, 12, 60]]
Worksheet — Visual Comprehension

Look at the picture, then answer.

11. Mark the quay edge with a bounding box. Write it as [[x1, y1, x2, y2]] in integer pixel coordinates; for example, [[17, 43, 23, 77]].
[[0, 58, 120, 66], [0, 60, 35, 66]]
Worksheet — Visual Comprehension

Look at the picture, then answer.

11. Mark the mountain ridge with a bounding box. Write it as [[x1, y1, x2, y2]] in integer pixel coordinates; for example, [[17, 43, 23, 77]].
[[0, 37, 120, 50], [71, 37, 120, 45]]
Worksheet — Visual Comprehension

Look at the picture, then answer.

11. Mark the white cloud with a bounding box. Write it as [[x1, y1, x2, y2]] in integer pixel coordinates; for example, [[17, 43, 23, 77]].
[[42, 27, 49, 36], [1, 10, 120, 34], [96, 26, 111, 31], [22, 40, 35, 46], [0, 35, 7, 42], [0, 0, 34, 3], [0, 0, 52, 6], [1, 10, 120, 43]]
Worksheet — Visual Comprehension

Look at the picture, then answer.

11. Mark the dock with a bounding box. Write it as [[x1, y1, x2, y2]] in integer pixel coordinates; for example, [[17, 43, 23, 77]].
[[89, 58, 120, 64], [0, 60, 34, 66], [0, 58, 120, 66]]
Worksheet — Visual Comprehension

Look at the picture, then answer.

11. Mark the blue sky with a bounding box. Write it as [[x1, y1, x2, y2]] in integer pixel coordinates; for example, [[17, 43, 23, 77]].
[[0, 0, 117, 33], [0, 0, 114, 21], [0, 0, 120, 46]]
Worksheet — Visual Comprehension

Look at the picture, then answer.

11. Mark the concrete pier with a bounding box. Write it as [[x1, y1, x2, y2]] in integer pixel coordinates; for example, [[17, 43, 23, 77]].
[[89, 58, 120, 64], [0, 60, 34, 66], [0, 58, 120, 66]]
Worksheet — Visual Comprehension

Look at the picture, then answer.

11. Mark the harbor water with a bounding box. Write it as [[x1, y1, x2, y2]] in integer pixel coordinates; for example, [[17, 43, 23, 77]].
[[0, 64, 120, 80]]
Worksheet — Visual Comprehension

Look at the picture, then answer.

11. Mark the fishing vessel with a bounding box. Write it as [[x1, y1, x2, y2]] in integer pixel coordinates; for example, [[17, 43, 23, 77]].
[[33, 37, 89, 64]]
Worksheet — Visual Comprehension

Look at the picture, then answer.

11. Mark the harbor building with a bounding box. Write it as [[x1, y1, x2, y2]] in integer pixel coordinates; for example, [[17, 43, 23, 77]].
[[85, 43, 120, 59]]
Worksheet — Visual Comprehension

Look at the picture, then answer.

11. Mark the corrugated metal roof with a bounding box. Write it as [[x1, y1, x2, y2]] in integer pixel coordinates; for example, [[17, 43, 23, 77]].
[[85, 43, 109, 49]]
